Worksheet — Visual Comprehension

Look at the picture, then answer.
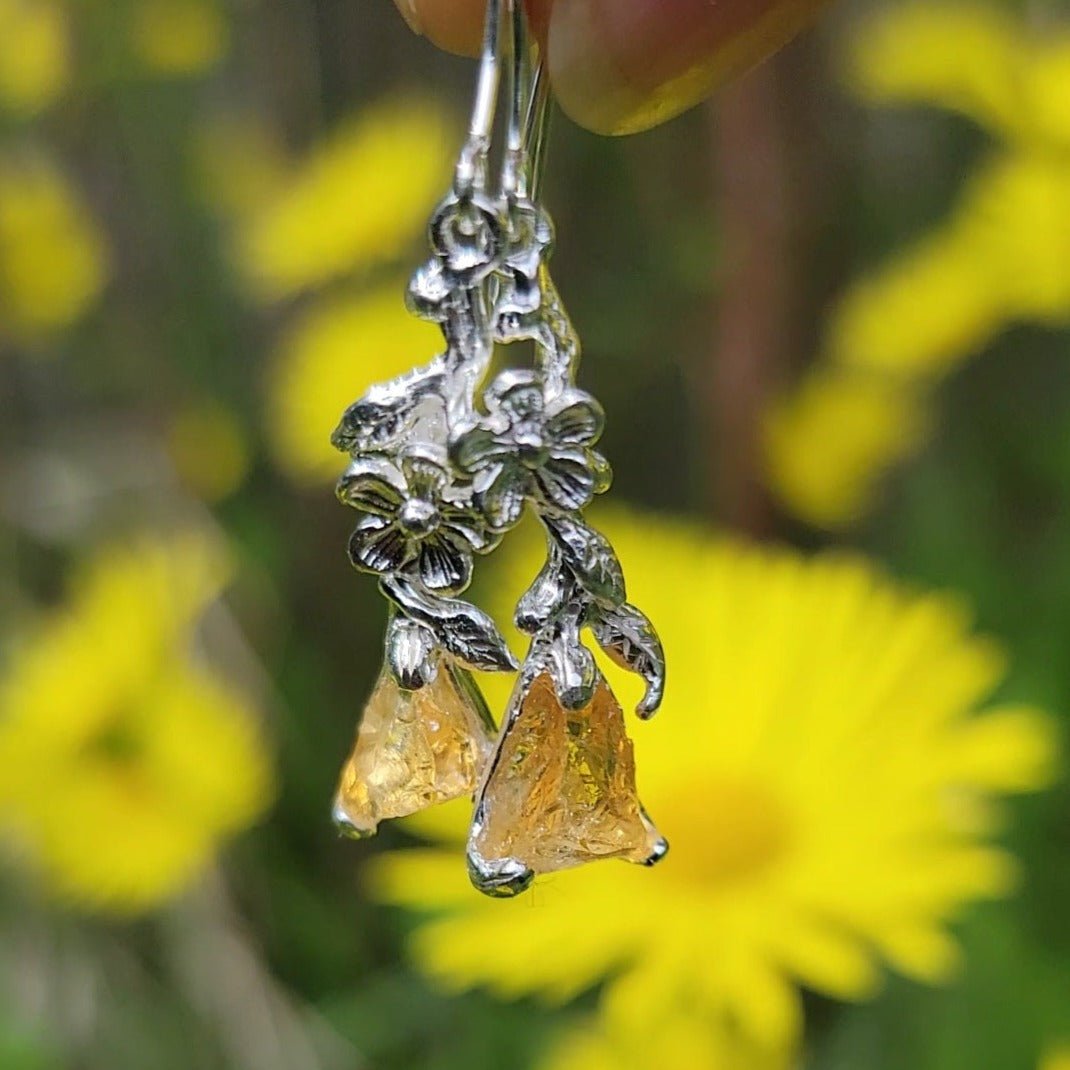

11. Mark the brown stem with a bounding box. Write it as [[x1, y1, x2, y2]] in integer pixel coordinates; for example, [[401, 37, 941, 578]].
[[706, 62, 793, 535]]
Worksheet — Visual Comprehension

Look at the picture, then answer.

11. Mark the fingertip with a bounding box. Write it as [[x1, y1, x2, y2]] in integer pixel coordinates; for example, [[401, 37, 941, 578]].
[[548, 0, 829, 135], [392, 0, 552, 57], [393, 0, 487, 56]]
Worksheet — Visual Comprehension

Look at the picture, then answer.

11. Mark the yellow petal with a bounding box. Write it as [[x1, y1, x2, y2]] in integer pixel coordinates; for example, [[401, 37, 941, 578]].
[[265, 284, 442, 482], [0, 0, 69, 115], [762, 369, 929, 529], [236, 99, 453, 298], [844, 2, 1022, 135]]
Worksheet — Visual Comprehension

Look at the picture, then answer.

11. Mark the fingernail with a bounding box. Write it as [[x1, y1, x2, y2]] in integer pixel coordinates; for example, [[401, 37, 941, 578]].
[[396, 0, 423, 35], [549, 0, 827, 135]]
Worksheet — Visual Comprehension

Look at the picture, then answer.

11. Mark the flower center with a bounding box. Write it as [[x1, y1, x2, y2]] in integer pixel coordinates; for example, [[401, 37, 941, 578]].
[[84, 714, 143, 767], [398, 498, 440, 537], [664, 778, 791, 888], [514, 428, 548, 469]]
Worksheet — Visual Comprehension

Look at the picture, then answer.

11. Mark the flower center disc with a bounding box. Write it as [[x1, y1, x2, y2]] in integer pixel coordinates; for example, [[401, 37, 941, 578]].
[[665, 778, 791, 888], [398, 499, 440, 536]]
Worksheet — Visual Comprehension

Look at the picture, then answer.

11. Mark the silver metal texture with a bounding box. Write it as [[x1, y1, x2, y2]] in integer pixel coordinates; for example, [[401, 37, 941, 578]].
[[332, 0, 666, 894]]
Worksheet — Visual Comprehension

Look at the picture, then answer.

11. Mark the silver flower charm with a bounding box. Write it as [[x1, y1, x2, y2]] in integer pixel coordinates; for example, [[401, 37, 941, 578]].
[[338, 450, 496, 594], [452, 370, 611, 530], [429, 191, 504, 286]]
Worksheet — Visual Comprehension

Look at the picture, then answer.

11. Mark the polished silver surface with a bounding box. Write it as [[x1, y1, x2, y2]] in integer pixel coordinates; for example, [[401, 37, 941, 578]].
[[332, 0, 666, 892]]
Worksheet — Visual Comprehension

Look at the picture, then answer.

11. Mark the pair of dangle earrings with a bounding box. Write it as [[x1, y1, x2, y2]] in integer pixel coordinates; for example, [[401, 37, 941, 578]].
[[330, 0, 667, 897]]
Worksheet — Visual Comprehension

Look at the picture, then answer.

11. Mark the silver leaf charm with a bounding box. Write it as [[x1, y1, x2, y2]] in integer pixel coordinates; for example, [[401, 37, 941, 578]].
[[589, 601, 667, 718], [381, 575, 519, 674], [514, 546, 569, 635], [543, 513, 626, 607]]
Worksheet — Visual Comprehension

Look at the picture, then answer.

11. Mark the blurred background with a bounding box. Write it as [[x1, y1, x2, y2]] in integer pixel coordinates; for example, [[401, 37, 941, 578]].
[[1, 0, 1069, 1068]]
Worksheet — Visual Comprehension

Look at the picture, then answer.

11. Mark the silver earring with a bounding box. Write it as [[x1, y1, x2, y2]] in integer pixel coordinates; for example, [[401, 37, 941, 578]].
[[331, 0, 666, 897]]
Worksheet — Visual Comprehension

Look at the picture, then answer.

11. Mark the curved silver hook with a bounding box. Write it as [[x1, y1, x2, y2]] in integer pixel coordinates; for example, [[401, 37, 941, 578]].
[[504, 2, 550, 200], [520, 54, 550, 199], [456, 0, 505, 191], [458, 0, 549, 200]]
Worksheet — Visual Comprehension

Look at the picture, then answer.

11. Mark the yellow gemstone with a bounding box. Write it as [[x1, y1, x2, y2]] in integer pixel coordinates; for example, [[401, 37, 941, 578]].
[[469, 672, 665, 894], [333, 659, 495, 837]]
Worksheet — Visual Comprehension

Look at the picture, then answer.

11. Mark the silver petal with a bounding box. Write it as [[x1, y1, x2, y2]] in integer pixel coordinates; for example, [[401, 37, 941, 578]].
[[534, 448, 597, 511], [439, 507, 499, 555], [417, 533, 473, 593], [336, 455, 407, 515], [452, 425, 512, 474], [545, 392, 605, 446], [348, 515, 416, 576], [481, 466, 529, 530]]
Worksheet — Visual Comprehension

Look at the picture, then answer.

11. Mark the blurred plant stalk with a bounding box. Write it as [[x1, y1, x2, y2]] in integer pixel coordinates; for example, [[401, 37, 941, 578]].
[[706, 61, 793, 534]]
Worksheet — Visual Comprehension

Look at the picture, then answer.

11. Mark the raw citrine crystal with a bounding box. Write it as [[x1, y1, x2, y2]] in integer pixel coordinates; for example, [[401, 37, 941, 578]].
[[468, 672, 666, 895], [333, 658, 496, 838]]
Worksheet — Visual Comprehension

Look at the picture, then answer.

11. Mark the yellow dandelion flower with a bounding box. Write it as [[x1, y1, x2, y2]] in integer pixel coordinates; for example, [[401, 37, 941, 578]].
[[1042, 1045, 1070, 1070], [959, 152, 1070, 323], [0, 534, 273, 913], [844, 2, 1022, 135], [266, 283, 441, 483], [827, 225, 1005, 380], [167, 398, 251, 502], [236, 99, 453, 299], [846, 2, 1070, 150], [763, 370, 929, 529], [130, 0, 228, 77], [770, 5, 1070, 528], [0, 0, 69, 115], [1025, 40, 1070, 148], [540, 1011, 789, 1070], [0, 152, 108, 343], [370, 510, 1057, 1052]]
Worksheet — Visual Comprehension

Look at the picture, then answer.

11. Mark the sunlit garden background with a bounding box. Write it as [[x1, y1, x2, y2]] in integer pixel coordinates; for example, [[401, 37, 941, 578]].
[[1, 0, 1069, 1067]]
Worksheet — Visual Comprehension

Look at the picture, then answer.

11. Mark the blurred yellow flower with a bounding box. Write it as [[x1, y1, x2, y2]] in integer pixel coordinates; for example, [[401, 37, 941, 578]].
[[167, 398, 251, 502], [191, 113, 290, 220], [266, 282, 441, 483], [961, 153, 1070, 323], [0, 153, 108, 343], [766, 4, 1070, 529], [540, 1011, 788, 1070], [841, 6, 1070, 344], [130, 0, 228, 76], [1042, 1045, 1070, 1070], [0, 0, 68, 115], [827, 226, 1003, 380], [0, 534, 273, 913], [764, 370, 928, 529], [236, 98, 453, 299], [846, 2, 1070, 148], [371, 510, 1057, 1054], [843, 2, 1020, 135]]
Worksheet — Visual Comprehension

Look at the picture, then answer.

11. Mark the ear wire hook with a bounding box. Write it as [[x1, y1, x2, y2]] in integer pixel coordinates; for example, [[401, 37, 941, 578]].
[[456, 0, 504, 192], [501, 0, 525, 198], [520, 54, 550, 200], [456, 0, 549, 202], [503, 1, 550, 201]]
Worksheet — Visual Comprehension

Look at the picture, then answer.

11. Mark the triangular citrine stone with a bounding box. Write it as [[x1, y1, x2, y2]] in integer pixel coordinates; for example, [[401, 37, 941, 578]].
[[468, 672, 666, 894], [333, 659, 495, 837]]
